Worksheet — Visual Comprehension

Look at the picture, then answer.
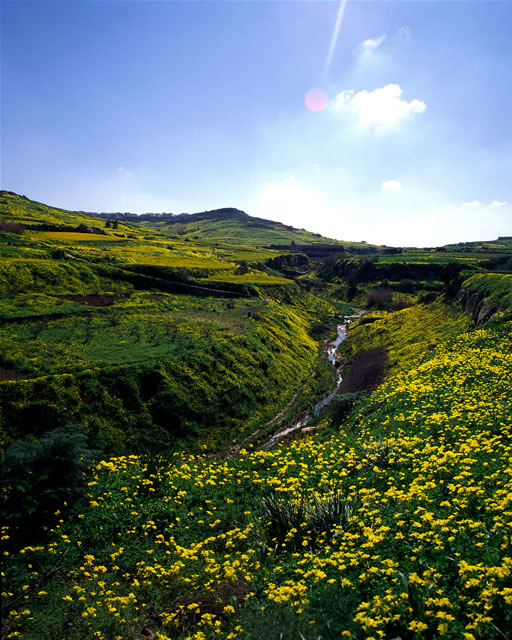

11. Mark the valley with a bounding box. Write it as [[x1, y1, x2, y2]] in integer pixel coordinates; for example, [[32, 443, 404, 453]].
[[1, 190, 511, 640]]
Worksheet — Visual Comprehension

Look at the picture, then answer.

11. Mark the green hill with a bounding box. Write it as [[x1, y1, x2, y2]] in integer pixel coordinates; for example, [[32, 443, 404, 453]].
[[142, 206, 375, 250], [0, 191, 340, 454]]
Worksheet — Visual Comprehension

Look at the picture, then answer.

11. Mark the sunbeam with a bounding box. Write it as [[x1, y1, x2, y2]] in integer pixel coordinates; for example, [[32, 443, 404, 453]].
[[324, 0, 348, 79]]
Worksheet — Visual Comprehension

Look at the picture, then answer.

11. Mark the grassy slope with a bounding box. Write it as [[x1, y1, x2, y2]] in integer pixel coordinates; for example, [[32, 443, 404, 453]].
[[3, 286, 511, 640], [461, 272, 512, 314], [376, 248, 510, 266], [0, 293, 335, 453], [0, 192, 338, 452], [346, 300, 471, 371], [145, 212, 375, 249], [0, 191, 287, 278], [444, 236, 512, 251]]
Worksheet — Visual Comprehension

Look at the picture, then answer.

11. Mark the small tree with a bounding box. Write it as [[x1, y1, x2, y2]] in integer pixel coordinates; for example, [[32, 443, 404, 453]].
[[28, 319, 48, 339]]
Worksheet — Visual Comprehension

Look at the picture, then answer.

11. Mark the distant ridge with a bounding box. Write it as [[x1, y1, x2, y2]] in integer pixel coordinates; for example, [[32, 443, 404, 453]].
[[76, 206, 250, 225], [88, 207, 281, 228], [0, 190, 346, 247], [165, 208, 248, 224]]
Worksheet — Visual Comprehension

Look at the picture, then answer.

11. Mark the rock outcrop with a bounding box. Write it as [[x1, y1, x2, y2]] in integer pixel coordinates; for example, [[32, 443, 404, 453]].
[[457, 287, 498, 325]]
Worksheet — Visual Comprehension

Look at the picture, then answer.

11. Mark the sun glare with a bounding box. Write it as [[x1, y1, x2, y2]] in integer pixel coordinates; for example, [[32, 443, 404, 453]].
[[304, 88, 329, 112]]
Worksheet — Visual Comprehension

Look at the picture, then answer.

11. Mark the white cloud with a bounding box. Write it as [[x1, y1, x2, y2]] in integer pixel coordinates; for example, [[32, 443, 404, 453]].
[[331, 84, 426, 128], [382, 179, 402, 191], [462, 200, 481, 208], [490, 200, 508, 207], [357, 35, 386, 60]]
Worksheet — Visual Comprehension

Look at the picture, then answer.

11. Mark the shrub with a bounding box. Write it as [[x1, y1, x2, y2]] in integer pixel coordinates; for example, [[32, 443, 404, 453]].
[[257, 490, 307, 551], [309, 320, 330, 339], [307, 491, 357, 538], [338, 347, 388, 393], [257, 490, 356, 552], [0, 220, 24, 234], [389, 295, 413, 311], [366, 287, 393, 309], [331, 391, 364, 424], [397, 278, 415, 293], [150, 388, 199, 439], [356, 438, 395, 470], [1, 424, 96, 545], [418, 292, 438, 304]]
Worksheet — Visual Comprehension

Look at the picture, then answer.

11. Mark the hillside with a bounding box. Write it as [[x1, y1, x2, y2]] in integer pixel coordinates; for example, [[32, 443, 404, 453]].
[[0, 191, 349, 455], [142, 207, 375, 251], [1, 190, 511, 451], [2, 275, 511, 640], [1, 190, 512, 640]]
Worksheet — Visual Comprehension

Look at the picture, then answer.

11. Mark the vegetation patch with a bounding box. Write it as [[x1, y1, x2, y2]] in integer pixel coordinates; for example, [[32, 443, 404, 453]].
[[346, 299, 470, 371], [460, 272, 512, 317], [2, 316, 511, 639]]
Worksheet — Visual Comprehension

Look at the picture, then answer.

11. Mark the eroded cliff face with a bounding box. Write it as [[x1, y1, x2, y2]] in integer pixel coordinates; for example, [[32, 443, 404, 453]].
[[457, 287, 498, 325]]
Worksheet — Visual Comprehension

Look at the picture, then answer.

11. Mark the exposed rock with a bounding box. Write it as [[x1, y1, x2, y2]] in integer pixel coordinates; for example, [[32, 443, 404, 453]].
[[457, 287, 497, 325]]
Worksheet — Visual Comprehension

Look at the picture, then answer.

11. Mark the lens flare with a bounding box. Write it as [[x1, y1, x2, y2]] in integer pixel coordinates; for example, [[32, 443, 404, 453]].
[[324, 0, 348, 79], [304, 88, 329, 112]]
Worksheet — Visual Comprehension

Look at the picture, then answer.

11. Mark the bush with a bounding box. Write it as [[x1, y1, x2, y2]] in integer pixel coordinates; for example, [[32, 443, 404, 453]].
[[0, 220, 24, 234], [307, 492, 357, 538], [1, 424, 96, 545], [150, 388, 199, 439], [338, 347, 388, 393], [257, 490, 307, 551], [397, 278, 416, 293], [389, 295, 413, 311], [366, 288, 412, 311], [331, 391, 364, 424], [366, 287, 393, 309], [257, 490, 357, 552], [309, 320, 330, 339]]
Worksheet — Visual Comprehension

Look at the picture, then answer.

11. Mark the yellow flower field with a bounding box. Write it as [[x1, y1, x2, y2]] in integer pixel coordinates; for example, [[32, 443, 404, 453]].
[[2, 311, 511, 639]]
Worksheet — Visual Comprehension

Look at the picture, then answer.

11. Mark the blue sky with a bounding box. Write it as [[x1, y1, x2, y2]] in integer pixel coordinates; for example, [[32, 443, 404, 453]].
[[2, 0, 511, 246]]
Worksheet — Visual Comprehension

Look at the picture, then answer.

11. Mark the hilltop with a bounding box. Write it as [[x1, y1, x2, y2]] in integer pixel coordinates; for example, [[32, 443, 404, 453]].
[[141, 207, 373, 251]]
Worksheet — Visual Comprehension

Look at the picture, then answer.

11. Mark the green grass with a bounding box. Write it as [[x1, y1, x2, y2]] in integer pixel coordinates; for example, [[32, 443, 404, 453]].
[[377, 251, 475, 265], [0, 192, 325, 293], [376, 247, 511, 266], [145, 213, 352, 248], [0, 292, 337, 454], [2, 311, 511, 640], [0, 192, 342, 455]]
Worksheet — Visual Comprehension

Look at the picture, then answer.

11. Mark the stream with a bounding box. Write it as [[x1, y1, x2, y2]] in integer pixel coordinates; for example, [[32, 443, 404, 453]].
[[263, 314, 358, 449]]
